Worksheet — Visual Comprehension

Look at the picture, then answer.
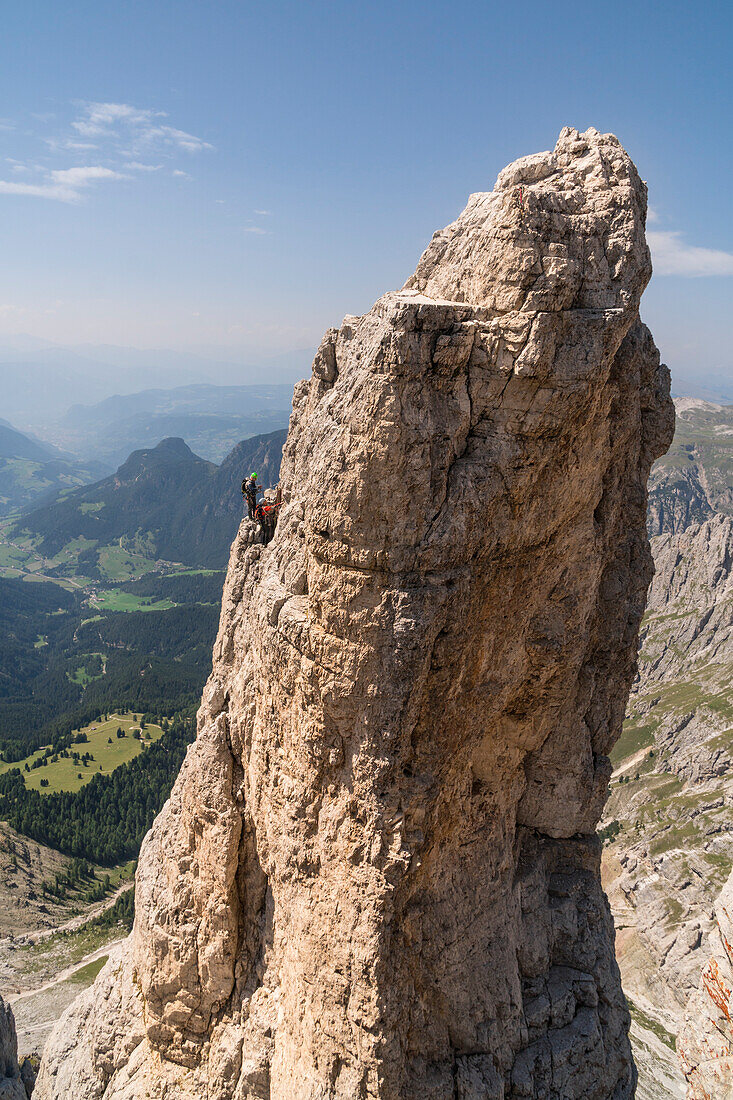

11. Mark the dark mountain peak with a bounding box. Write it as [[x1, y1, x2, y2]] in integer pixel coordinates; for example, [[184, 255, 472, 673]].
[[153, 436, 196, 458], [114, 437, 208, 483], [14, 428, 286, 571]]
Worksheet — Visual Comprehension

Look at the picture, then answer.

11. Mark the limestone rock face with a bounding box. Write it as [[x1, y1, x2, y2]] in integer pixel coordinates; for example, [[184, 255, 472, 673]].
[[35, 127, 673, 1100], [678, 868, 733, 1098], [0, 996, 29, 1100]]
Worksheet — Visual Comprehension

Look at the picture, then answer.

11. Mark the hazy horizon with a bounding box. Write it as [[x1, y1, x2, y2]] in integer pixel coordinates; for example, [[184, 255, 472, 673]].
[[0, 0, 730, 408]]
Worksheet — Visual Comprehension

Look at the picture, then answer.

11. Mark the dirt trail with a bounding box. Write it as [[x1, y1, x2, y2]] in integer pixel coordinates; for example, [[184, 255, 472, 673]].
[[9, 934, 127, 1058], [8, 937, 125, 1005], [0, 882, 132, 955], [28, 883, 132, 943]]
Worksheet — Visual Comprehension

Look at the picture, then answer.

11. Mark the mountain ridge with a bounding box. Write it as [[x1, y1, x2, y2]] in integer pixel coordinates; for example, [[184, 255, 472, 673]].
[[0, 421, 109, 517], [11, 428, 287, 573]]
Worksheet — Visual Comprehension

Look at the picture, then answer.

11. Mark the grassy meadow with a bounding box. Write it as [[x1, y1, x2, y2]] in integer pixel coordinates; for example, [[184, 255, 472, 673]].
[[0, 713, 166, 794]]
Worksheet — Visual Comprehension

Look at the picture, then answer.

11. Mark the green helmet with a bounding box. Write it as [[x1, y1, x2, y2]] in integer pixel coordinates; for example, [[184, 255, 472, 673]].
[[251, 472, 258, 479]]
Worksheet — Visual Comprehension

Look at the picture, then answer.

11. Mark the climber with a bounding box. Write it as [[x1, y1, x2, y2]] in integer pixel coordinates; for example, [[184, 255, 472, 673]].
[[242, 472, 260, 519], [255, 485, 282, 546], [255, 500, 275, 545]]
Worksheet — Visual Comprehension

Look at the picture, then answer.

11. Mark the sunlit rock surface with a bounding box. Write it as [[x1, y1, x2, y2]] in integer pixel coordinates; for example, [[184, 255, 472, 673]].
[[36, 127, 673, 1100]]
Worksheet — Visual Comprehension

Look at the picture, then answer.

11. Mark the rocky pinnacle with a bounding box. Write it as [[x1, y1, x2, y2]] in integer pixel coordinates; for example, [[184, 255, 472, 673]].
[[0, 995, 33, 1099], [35, 127, 674, 1100]]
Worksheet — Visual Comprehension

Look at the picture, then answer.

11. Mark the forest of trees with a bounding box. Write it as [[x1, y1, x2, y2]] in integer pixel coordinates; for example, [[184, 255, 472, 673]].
[[76, 604, 219, 665], [0, 717, 195, 864], [0, 577, 217, 761], [0, 434, 279, 906], [116, 571, 225, 604], [86, 885, 135, 931]]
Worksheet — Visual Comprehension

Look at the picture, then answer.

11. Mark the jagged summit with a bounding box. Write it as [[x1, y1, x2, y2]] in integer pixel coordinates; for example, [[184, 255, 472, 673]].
[[36, 129, 673, 1100], [405, 127, 650, 317]]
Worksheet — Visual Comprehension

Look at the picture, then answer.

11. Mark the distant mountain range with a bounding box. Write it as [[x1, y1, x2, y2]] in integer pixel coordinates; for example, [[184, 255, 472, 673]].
[[0, 338, 311, 428], [50, 382, 294, 465], [0, 379, 292, 513], [0, 420, 109, 517], [0, 421, 57, 463], [13, 428, 286, 572]]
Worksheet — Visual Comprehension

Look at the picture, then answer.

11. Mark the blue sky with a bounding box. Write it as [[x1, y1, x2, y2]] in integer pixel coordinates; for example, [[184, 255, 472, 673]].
[[0, 0, 731, 390]]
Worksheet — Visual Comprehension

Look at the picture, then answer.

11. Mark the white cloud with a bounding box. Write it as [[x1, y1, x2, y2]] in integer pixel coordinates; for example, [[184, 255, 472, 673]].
[[242, 225, 268, 235], [0, 165, 124, 203], [254, 209, 271, 216], [649, 230, 733, 277], [125, 161, 162, 172], [50, 166, 123, 186], [0, 180, 80, 202], [71, 101, 161, 136], [0, 102, 212, 206], [71, 101, 213, 155], [145, 125, 212, 153], [646, 205, 659, 224]]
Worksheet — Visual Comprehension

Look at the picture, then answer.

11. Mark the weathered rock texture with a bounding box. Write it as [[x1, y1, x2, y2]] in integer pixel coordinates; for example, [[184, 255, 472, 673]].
[[678, 868, 733, 1098], [36, 127, 673, 1099], [0, 995, 31, 1100]]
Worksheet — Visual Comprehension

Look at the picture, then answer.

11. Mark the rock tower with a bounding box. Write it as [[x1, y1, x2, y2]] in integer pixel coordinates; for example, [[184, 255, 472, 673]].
[[36, 127, 674, 1100], [0, 995, 33, 1099]]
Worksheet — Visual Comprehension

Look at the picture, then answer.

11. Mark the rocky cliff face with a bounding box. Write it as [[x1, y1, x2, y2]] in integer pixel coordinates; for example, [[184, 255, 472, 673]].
[[677, 868, 733, 1097], [0, 995, 32, 1099], [35, 127, 673, 1100]]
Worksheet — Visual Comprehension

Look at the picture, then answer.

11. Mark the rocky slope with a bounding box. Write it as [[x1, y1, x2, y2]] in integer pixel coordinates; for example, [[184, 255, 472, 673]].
[[600, 512, 733, 1094], [647, 399, 733, 536], [677, 867, 733, 1097], [35, 127, 673, 1099], [0, 824, 81, 940]]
